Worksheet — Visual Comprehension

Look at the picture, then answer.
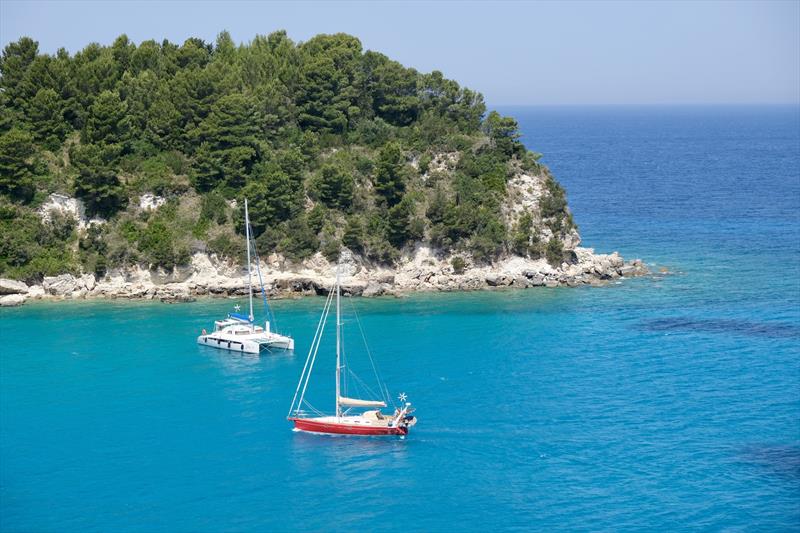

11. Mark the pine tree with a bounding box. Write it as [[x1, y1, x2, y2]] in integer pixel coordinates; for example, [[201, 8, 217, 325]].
[[374, 142, 406, 206], [296, 34, 364, 133], [192, 93, 262, 189], [316, 164, 354, 211], [191, 142, 221, 192], [243, 163, 303, 235], [28, 88, 68, 150], [0, 37, 39, 111], [0, 128, 36, 201], [82, 90, 130, 147], [70, 143, 127, 217]]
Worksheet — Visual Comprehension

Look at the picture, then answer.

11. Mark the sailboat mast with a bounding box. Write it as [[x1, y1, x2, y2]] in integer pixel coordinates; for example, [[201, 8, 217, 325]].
[[244, 199, 254, 323], [335, 264, 341, 419]]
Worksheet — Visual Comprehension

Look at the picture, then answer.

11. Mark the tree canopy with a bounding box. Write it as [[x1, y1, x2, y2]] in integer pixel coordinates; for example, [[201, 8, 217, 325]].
[[0, 30, 576, 281]]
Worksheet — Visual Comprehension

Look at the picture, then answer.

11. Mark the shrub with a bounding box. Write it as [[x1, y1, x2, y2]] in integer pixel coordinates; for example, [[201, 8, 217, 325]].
[[277, 216, 319, 262], [418, 152, 432, 175], [307, 204, 327, 235], [0, 202, 77, 281], [520, 150, 542, 172], [207, 230, 246, 262], [469, 216, 506, 263], [139, 218, 189, 269], [540, 176, 568, 219], [451, 256, 466, 274], [342, 216, 365, 252], [352, 117, 394, 147], [199, 191, 228, 225], [321, 238, 341, 262], [386, 197, 420, 248], [529, 240, 545, 259], [78, 221, 108, 276], [546, 237, 565, 267], [510, 212, 533, 256]]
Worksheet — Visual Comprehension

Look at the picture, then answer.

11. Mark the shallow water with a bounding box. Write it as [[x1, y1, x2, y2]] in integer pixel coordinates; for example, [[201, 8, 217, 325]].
[[2, 106, 799, 531]]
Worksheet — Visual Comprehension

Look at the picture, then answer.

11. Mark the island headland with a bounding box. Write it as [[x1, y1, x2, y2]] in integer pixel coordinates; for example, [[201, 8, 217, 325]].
[[0, 31, 646, 307]]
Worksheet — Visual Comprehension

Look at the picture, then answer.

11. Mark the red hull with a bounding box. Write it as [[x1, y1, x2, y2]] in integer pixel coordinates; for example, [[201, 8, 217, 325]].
[[290, 418, 408, 436]]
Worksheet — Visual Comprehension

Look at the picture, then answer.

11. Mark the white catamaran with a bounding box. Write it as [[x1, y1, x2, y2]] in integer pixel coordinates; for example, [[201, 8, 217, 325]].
[[197, 199, 294, 354], [287, 265, 416, 436]]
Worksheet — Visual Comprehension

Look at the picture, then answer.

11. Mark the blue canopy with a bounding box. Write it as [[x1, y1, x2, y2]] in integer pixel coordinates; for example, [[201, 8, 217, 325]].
[[229, 312, 252, 322]]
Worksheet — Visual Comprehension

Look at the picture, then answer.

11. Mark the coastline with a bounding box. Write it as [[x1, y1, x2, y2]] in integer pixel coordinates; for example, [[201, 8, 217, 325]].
[[0, 246, 648, 307]]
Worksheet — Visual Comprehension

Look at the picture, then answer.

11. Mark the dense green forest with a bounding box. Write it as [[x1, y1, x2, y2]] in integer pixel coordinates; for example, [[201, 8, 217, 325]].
[[0, 31, 574, 282]]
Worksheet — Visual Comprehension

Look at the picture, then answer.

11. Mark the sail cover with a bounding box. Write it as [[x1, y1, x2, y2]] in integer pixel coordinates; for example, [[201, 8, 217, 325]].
[[338, 396, 387, 408], [229, 313, 252, 322]]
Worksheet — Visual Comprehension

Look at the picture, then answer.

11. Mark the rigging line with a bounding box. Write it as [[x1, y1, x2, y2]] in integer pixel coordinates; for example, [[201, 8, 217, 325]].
[[288, 291, 323, 416], [345, 367, 361, 398], [298, 289, 335, 408], [297, 291, 333, 414], [384, 383, 397, 409], [346, 295, 389, 405], [288, 289, 334, 417], [301, 400, 325, 417], [340, 305, 378, 402], [249, 228, 277, 331], [347, 368, 381, 401], [341, 315, 347, 396]]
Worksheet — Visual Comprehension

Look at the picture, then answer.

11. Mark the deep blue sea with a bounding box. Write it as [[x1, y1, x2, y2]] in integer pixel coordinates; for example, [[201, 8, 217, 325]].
[[2, 106, 799, 531]]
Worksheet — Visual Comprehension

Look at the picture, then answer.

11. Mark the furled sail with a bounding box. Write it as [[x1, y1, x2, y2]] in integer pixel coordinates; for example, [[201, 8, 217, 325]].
[[338, 396, 387, 408]]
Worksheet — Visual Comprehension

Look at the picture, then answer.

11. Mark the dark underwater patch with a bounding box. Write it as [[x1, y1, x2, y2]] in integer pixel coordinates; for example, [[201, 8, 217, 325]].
[[740, 444, 800, 481], [640, 317, 800, 339]]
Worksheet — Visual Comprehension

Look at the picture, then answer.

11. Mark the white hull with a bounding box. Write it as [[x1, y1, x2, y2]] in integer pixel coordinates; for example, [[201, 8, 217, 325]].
[[197, 331, 294, 354]]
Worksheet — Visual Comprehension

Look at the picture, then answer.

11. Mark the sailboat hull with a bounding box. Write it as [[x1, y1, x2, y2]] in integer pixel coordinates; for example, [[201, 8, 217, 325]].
[[197, 333, 294, 354], [290, 417, 408, 436]]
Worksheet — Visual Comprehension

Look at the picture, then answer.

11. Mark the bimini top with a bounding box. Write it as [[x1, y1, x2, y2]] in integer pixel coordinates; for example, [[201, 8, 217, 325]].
[[228, 312, 252, 323]]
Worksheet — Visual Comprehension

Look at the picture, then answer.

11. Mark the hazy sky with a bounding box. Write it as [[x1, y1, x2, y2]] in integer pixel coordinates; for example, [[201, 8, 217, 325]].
[[1, 0, 798, 105]]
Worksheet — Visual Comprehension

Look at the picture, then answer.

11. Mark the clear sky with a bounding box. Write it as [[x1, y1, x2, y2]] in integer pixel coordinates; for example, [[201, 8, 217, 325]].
[[1, 0, 798, 105]]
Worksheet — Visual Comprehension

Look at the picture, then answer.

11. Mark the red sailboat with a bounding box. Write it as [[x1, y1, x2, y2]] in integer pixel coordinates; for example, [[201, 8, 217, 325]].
[[287, 265, 416, 437]]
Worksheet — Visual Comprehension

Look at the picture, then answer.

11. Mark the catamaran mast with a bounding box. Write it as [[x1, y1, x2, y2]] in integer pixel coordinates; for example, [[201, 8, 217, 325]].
[[335, 264, 341, 419], [244, 199, 254, 323]]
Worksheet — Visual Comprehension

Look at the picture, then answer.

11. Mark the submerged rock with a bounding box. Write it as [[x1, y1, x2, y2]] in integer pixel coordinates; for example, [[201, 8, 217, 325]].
[[160, 294, 196, 303], [362, 282, 385, 297]]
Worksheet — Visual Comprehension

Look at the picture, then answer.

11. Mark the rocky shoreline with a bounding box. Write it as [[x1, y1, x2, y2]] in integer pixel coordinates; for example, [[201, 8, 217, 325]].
[[0, 247, 648, 307]]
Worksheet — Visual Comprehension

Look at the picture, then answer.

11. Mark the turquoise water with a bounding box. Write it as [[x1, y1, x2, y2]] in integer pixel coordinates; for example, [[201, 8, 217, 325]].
[[2, 106, 799, 531]]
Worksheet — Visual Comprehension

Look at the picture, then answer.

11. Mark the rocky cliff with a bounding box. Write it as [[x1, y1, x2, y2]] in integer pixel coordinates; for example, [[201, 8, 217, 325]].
[[0, 161, 650, 307]]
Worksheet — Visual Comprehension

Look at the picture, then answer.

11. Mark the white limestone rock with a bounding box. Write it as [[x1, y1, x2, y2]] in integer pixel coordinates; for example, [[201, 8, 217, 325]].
[[138, 193, 166, 211], [37, 193, 106, 231], [0, 278, 28, 295], [0, 293, 26, 306], [79, 274, 96, 291], [38, 193, 85, 225], [27, 285, 45, 299], [43, 274, 79, 296]]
